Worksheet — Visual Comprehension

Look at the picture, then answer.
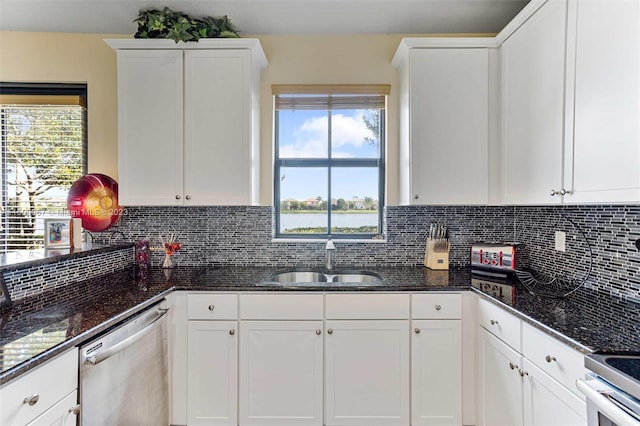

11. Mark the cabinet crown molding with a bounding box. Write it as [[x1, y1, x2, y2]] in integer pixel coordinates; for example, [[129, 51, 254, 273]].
[[391, 37, 497, 67], [104, 38, 268, 69]]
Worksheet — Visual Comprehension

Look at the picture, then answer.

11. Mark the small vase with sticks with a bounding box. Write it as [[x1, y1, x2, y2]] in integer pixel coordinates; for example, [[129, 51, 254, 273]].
[[160, 234, 182, 268]]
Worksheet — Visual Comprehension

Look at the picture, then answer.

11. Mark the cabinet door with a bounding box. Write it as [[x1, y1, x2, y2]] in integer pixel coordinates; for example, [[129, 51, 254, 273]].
[[409, 48, 489, 205], [184, 49, 253, 205], [325, 320, 410, 426], [187, 320, 238, 426], [478, 328, 523, 426], [564, 0, 640, 203], [116, 50, 184, 205], [522, 359, 586, 426], [501, 0, 567, 204], [239, 321, 323, 426], [411, 320, 462, 426], [25, 391, 78, 426]]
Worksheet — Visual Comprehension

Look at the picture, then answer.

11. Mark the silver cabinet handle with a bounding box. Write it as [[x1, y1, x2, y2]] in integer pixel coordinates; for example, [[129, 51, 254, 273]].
[[490, 320, 499, 325], [208, 305, 215, 311], [545, 354, 557, 363], [186, 195, 191, 200], [23, 394, 39, 406], [519, 369, 529, 377], [415, 328, 421, 334], [229, 329, 235, 336], [435, 304, 442, 311], [327, 328, 333, 334], [69, 404, 81, 415], [316, 329, 322, 335], [414, 194, 419, 199], [176, 195, 181, 200], [550, 189, 558, 196], [509, 362, 518, 370]]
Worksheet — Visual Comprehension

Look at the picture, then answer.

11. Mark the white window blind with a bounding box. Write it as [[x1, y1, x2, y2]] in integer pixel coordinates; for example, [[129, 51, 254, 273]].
[[1, 102, 86, 251]]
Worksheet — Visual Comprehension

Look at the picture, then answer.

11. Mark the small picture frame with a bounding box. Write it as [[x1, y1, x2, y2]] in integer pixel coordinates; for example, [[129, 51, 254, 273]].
[[44, 218, 71, 248]]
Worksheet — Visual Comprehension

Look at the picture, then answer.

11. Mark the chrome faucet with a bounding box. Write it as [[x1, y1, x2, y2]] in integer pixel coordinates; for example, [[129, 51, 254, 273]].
[[325, 238, 336, 270]]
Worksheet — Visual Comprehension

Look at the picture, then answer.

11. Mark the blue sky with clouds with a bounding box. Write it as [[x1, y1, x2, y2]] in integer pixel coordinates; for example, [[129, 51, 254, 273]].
[[278, 109, 380, 201]]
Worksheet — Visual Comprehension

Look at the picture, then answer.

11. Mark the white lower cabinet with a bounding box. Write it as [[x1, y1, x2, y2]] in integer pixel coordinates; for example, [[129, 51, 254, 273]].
[[187, 320, 238, 426], [478, 299, 587, 426], [238, 320, 324, 426], [325, 320, 410, 426], [411, 320, 462, 426], [0, 348, 79, 426], [185, 293, 239, 426], [479, 328, 524, 426], [522, 359, 586, 426], [25, 391, 79, 426]]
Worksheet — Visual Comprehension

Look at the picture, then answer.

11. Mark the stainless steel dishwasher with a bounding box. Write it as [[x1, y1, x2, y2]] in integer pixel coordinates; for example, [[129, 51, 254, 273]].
[[79, 300, 169, 426]]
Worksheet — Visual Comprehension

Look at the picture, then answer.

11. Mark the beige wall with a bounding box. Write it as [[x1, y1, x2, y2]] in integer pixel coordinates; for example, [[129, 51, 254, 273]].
[[0, 31, 126, 178], [0, 32, 489, 205]]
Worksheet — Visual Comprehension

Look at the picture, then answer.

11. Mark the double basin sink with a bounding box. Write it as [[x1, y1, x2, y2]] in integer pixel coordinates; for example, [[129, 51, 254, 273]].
[[263, 270, 384, 287]]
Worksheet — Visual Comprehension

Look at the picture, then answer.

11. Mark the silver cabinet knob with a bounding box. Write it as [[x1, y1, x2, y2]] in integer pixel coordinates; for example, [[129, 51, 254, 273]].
[[435, 304, 442, 311], [519, 369, 529, 377], [316, 329, 322, 335], [509, 362, 517, 370], [186, 195, 191, 200], [545, 354, 557, 363], [414, 194, 419, 200], [550, 189, 558, 196], [490, 319, 499, 326], [68, 404, 81, 415], [23, 394, 39, 406], [327, 328, 333, 335], [415, 328, 421, 334], [176, 195, 181, 200], [229, 329, 235, 336], [208, 305, 215, 311]]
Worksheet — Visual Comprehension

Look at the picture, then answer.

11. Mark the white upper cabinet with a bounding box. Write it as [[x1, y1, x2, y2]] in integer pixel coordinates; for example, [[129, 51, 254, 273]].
[[105, 39, 267, 206], [393, 39, 497, 205], [563, 0, 640, 203], [499, 0, 640, 204], [500, 0, 568, 205]]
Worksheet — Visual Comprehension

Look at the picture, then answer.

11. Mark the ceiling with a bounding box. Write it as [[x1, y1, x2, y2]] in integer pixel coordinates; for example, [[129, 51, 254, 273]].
[[0, 0, 529, 35]]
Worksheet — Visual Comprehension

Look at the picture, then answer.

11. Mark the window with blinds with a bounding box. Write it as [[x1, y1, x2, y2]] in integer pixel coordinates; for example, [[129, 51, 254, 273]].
[[0, 83, 87, 251], [273, 85, 389, 239]]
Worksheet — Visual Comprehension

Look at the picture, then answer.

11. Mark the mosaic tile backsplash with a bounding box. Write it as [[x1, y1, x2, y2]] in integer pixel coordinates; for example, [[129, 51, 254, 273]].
[[3, 247, 134, 301], [88, 205, 640, 301]]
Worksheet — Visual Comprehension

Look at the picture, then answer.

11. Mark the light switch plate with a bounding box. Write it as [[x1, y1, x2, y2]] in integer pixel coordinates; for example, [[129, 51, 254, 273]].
[[555, 231, 566, 252]]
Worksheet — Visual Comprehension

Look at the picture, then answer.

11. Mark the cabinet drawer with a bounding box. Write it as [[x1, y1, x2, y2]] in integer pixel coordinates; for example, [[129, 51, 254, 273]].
[[478, 298, 522, 351], [240, 294, 324, 319], [0, 348, 78, 426], [522, 322, 586, 398], [412, 293, 462, 319], [26, 390, 78, 426], [188, 293, 238, 320], [325, 294, 410, 319]]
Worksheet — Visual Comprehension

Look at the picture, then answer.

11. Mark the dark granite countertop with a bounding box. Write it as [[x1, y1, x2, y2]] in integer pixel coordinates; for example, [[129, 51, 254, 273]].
[[0, 267, 173, 385], [1, 264, 638, 386]]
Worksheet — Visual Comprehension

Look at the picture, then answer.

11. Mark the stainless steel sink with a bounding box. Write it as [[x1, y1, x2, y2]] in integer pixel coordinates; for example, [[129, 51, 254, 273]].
[[265, 270, 383, 285], [268, 271, 328, 283], [330, 272, 382, 283]]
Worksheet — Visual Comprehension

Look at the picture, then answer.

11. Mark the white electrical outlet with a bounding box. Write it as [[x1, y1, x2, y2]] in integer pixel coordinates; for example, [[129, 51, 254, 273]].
[[555, 231, 566, 252]]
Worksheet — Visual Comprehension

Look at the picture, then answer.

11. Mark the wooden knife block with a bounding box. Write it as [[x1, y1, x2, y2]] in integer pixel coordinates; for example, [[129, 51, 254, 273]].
[[424, 237, 450, 270]]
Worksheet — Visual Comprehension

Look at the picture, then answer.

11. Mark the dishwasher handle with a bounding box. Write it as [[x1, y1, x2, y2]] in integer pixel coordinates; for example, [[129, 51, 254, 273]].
[[84, 307, 169, 366]]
